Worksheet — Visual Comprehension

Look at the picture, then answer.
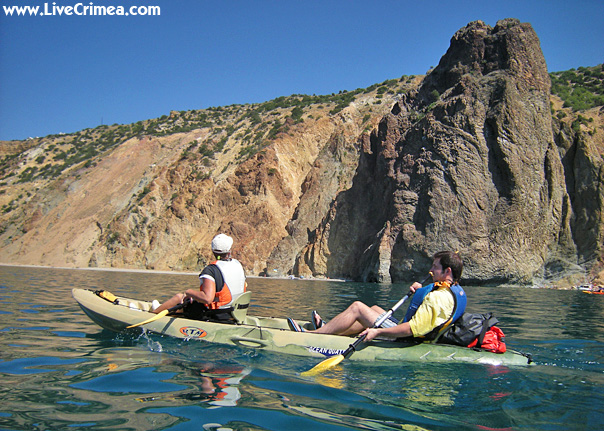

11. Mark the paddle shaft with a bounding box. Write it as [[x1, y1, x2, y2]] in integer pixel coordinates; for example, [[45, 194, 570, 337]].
[[300, 273, 434, 376], [126, 302, 185, 328], [341, 273, 432, 359]]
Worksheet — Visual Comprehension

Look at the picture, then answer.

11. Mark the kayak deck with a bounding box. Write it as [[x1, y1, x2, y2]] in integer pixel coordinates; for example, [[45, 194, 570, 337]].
[[72, 288, 533, 366]]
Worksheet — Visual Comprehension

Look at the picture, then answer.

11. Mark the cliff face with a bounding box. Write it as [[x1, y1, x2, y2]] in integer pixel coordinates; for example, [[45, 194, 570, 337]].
[[295, 19, 602, 284], [1, 19, 602, 286], [0, 85, 405, 275]]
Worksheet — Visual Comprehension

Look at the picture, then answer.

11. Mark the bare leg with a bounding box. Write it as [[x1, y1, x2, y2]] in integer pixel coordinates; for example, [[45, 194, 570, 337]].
[[312, 302, 385, 336], [153, 293, 185, 314]]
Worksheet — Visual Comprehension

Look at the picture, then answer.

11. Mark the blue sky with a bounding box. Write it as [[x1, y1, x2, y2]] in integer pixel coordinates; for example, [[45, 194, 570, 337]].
[[1, 0, 602, 141]]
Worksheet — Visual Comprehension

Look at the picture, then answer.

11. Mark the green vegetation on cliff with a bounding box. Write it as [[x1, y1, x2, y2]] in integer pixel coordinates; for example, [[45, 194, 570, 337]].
[[550, 64, 604, 111], [2, 65, 602, 197], [0, 76, 411, 217], [0, 77, 408, 184]]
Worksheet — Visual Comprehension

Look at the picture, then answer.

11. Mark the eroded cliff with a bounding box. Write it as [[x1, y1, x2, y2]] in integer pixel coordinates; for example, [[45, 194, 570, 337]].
[[294, 19, 603, 284]]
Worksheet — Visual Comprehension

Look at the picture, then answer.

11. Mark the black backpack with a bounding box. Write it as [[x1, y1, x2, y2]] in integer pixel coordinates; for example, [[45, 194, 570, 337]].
[[438, 312, 499, 347]]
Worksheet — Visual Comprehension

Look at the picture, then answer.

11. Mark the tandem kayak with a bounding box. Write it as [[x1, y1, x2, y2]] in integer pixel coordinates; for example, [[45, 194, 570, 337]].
[[72, 288, 533, 366]]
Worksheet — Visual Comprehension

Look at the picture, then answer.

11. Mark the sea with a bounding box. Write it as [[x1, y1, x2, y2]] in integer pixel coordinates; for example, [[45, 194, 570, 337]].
[[0, 265, 602, 431]]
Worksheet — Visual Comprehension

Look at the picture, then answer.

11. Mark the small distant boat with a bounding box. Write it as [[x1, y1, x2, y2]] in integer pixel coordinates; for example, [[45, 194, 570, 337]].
[[72, 288, 533, 366], [574, 280, 604, 294], [583, 290, 604, 295]]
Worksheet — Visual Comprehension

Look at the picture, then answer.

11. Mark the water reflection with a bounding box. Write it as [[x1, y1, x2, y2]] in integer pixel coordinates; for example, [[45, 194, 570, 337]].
[[400, 367, 459, 407], [135, 361, 251, 407], [1, 265, 604, 431]]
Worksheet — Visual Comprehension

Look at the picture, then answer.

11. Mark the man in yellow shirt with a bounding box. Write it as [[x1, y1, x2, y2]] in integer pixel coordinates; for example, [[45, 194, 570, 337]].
[[288, 251, 464, 341]]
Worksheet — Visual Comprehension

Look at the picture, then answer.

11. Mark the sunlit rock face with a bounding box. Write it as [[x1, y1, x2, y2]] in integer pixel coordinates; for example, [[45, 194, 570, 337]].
[[297, 19, 598, 284]]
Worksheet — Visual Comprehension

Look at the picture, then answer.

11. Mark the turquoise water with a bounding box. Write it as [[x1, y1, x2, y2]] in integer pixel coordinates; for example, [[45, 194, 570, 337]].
[[0, 265, 603, 430]]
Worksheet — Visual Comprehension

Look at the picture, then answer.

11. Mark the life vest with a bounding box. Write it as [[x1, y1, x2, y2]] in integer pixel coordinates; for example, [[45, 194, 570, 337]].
[[402, 281, 467, 341], [205, 259, 246, 310]]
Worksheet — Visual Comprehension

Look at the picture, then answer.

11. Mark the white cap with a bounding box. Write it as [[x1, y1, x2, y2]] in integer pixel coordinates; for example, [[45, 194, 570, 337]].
[[211, 234, 233, 254]]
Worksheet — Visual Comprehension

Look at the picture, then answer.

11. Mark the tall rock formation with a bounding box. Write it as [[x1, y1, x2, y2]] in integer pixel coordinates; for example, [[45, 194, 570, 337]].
[[295, 19, 582, 283]]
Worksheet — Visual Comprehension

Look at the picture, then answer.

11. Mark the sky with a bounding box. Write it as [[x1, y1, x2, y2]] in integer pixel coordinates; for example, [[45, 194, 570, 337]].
[[1, 0, 603, 141]]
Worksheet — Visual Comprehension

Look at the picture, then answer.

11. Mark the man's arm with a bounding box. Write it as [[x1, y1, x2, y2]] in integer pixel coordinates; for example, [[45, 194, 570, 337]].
[[360, 321, 414, 341], [184, 278, 216, 305], [186, 265, 221, 304]]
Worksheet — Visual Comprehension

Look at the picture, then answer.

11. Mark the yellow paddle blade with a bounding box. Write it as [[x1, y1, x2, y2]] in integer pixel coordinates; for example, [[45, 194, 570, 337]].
[[126, 309, 169, 328], [301, 354, 345, 376]]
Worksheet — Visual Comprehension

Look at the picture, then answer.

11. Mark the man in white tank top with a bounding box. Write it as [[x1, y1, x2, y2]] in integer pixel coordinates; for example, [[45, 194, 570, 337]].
[[152, 234, 247, 321]]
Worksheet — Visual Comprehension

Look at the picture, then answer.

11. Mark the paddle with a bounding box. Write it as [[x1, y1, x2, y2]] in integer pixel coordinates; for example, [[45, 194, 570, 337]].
[[301, 273, 432, 376], [126, 303, 184, 329]]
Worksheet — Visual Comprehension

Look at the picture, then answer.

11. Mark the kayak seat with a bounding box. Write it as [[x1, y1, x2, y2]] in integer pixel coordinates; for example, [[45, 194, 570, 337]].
[[231, 292, 251, 324], [244, 316, 261, 326]]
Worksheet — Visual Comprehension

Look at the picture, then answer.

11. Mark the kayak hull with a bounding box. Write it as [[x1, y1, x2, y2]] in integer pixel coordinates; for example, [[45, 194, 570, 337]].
[[72, 288, 532, 366]]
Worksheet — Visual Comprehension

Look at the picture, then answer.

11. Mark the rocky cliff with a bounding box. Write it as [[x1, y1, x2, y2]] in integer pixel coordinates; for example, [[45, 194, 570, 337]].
[[294, 19, 604, 285], [1, 19, 602, 286], [0, 81, 409, 275]]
